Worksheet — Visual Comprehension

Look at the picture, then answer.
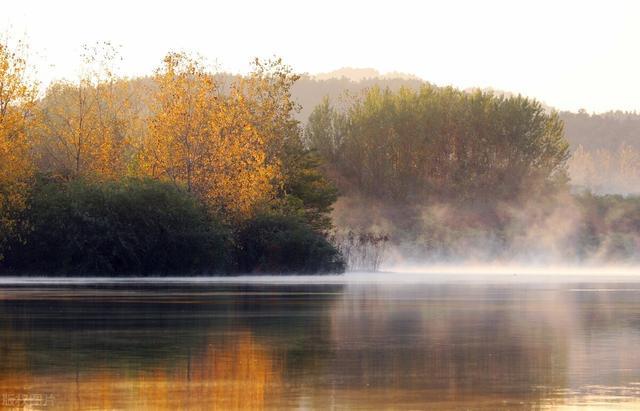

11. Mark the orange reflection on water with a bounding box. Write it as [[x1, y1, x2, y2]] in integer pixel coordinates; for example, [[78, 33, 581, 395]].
[[0, 331, 283, 410]]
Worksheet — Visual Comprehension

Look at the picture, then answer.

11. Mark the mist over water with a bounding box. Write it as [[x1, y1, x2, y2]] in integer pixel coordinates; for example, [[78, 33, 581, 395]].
[[331, 189, 640, 271], [0, 264, 638, 287]]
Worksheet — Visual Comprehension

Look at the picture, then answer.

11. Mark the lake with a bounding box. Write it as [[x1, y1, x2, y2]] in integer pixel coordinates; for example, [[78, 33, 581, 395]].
[[1, 272, 639, 410]]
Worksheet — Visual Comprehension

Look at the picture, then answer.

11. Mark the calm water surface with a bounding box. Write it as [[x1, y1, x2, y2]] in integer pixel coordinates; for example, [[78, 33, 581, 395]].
[[1, 274, 640, 410]]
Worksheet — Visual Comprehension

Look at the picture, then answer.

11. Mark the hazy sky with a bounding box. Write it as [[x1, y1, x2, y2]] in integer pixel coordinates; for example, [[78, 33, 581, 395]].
[[2, 0, 639, 113]]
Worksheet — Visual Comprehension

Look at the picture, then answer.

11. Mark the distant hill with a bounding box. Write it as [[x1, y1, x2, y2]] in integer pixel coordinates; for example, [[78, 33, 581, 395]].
[[291, 73, 424, 122], [312, 67, 421, 82], [560, 110, 640, 151]]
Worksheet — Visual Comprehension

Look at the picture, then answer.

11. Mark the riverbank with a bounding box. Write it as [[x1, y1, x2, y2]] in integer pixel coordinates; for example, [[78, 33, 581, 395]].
[[1, 266, 639, 286]]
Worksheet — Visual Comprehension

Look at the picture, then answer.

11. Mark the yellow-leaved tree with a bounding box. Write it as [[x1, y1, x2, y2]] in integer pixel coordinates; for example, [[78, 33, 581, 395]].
[[0, 40, 37, 256], [237, 58, 301, 159], [138, 53, 280, 219], [34, 42, 142, 180]]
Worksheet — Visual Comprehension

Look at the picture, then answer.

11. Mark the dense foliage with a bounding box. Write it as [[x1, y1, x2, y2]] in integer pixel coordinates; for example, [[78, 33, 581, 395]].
[[2, 178, 346, 275], [561, 110, 640, 152], [277, 141, 339, 233], [574, 193, 640, 261], [294, 75, 640, 196], [235, 214, 345, 274], [0, 41, 36, 256], [2, 178, 231, 275], [306, 86, 570, 204]]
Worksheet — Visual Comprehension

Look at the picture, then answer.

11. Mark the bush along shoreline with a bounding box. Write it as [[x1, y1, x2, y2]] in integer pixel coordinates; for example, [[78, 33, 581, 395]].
[[0, 177, 345, 276]]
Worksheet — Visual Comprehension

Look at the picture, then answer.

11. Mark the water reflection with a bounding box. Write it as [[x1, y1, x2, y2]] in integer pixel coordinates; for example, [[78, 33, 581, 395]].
[[0, 281, 639, 409]]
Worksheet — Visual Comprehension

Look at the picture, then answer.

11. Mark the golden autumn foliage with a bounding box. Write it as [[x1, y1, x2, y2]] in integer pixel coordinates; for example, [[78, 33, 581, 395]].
[[34, 43, 142, 180], [1, 39, 308, 226], [138, 53, 283, 219], [0, 40, 36, 250]]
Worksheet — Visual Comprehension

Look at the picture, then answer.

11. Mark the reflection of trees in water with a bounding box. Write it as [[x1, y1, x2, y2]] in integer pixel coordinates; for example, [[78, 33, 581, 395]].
[[324, 285, 572, 406], [0, 320, 31, 401], [567, 285, 640, 331], [562, 286, 640, 390], [0, 284, 342, 410], [1, 283, 638, 409]]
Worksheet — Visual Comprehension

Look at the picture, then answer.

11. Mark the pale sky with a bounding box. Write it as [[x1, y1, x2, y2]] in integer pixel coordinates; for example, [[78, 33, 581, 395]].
[[2, 0, 639, 113]]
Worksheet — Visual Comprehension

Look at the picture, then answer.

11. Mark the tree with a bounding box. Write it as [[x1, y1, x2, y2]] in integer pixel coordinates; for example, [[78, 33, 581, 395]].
[[138, 53, 279, 219], [307, 86, 570, 204], [34, 42, 141, 180], [0, 40, 37, 258], [304, 96, 347, 164], [277, 140, 339, 232], [238, 57, 301, 161], [235, 214, 345, 274]]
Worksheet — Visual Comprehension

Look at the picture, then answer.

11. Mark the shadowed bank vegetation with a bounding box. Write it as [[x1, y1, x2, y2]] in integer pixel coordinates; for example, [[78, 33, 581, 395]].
[[2, 177, 230, 275], [1, 177, 344, 276]]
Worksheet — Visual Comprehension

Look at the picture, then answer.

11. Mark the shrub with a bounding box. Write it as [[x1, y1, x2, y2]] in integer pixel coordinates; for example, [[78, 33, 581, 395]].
[[332, 230, 390, 271], [2, 177, 231, 275], [235, 214, 345, 274]]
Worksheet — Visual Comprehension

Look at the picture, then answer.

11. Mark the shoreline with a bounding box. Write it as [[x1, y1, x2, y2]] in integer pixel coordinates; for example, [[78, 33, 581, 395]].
[[0, 267, 639, 286]]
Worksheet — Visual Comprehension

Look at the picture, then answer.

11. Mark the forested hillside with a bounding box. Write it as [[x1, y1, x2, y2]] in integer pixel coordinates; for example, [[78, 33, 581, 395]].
[[561, 110, 640, 151]]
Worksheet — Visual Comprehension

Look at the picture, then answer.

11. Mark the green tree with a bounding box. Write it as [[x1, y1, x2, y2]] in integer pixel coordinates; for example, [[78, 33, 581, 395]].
[[307, 86, 570, 204], [304, 96, 348, 164], [278, 139, 339, 232]]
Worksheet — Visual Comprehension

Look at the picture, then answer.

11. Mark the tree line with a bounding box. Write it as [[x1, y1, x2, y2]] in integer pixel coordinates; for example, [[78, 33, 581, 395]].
[[1, 39, 638, 272], [0, 41, 343, 275]]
